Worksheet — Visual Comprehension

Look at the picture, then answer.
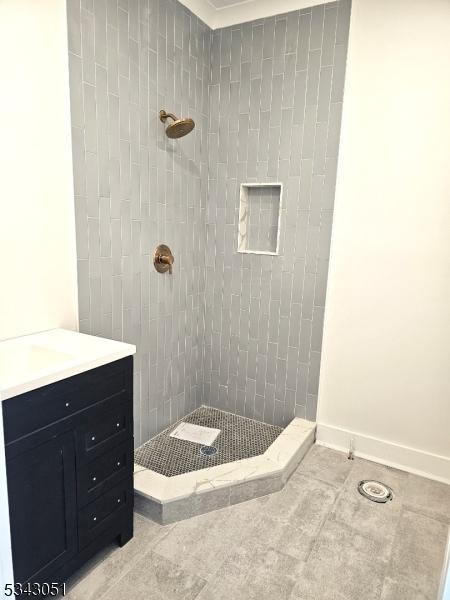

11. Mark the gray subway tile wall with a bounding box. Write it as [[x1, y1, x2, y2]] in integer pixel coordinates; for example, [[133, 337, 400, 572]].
[[66, 0, 351, 439], [67, 0, 210, 446], [204, 1, 351, 426]]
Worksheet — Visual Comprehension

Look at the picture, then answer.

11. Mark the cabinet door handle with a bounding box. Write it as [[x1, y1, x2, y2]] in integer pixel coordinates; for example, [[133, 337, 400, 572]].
[[117, 461, 121, 467], [91, 436, 96, 441], [116, 422, 120, 428], [117, 498, 121, 504], [92, 476, 97, 482], [93, 516, 97, 522], [65, 402, 70, 408]]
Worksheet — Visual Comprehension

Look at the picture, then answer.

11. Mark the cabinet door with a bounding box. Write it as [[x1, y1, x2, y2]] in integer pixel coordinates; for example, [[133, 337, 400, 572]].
[[6, 431, 77, 585]]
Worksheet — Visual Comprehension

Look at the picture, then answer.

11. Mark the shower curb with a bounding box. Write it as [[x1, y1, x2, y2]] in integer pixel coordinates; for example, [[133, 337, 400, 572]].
[[133, 417, 316, 524]]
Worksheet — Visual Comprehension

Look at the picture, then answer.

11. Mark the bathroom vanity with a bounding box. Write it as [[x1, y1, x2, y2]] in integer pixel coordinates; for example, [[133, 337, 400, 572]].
[[0, 330, 135, 592]]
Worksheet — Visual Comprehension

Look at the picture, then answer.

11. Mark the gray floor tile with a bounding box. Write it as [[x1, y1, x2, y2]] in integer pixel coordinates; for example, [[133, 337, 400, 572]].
[[380, 576, 429, 600], [387, 509, 448, 599], [291, 519, 387, 600], [249, 474, 338, 561], [197, 543, 303, 600], [328, 458, 407, 562], [403, 473, 450, 523], [104, 550, 206, 600], [66, 447, 449, 600], [66, 514, 171, 600], [153, 497, 267, 581], [65, 545, 114, 598], [294, 444, 354, 487]]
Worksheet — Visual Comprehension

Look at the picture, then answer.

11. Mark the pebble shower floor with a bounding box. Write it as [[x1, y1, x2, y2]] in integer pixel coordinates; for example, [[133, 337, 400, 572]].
[[134, 406, 283, 477]]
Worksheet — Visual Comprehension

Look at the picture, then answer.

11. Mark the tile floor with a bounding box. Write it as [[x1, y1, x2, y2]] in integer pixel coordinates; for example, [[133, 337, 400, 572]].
[[66, 445, 450, 600]]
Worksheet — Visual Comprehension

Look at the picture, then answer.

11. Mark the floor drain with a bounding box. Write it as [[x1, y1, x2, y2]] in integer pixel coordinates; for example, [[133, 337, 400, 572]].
[[358, 480, 393, 503], [200, 445, 218, 456]]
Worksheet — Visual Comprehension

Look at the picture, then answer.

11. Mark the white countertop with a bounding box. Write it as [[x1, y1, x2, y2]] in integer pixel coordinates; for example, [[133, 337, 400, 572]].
[[0, 329, 136, 401]]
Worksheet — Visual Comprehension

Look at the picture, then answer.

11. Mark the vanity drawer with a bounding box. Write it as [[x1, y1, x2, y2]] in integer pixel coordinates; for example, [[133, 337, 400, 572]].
[[78, 440, 133, 507], [2, 358, 132, 444], [75, 401, 133, 465], [78, 479, 133, 550]]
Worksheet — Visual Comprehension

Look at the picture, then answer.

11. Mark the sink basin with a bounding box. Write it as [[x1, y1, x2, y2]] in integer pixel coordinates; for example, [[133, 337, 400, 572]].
[[0, 345, 75, 382], [0, 329, 136, 401]]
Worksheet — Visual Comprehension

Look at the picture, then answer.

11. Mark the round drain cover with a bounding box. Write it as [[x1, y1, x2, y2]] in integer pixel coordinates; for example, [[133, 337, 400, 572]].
[[200, 445, 217, 456], [358, 480, 393, 503]]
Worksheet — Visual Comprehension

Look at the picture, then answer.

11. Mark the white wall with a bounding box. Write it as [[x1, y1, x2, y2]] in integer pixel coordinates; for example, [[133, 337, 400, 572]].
[[0, 0, 78, 343], [0, 0, 78, 594], [317, 0, 450, 483]]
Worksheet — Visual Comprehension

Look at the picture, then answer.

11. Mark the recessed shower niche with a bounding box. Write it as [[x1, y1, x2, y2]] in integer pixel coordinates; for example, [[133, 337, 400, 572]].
[[238, 183, 282, 255]]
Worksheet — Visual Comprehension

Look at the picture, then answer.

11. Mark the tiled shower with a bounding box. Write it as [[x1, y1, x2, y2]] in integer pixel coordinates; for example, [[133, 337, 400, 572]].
[[68, 0, 210, 447], [204, 4, 349, 426], [67, 0, 351, 447]]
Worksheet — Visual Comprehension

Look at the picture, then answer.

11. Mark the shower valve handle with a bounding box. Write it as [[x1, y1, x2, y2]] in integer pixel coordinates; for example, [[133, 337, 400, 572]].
[[158, 254, 173, 273], [154, 244, 174, 274]]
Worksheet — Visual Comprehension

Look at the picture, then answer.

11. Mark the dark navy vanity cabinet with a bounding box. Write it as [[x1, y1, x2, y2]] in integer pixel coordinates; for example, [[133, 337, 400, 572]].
[[2, 357, 134, 591]]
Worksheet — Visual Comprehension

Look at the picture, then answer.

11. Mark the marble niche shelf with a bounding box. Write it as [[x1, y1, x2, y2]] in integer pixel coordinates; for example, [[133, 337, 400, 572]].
[[238, 183, 283, 255]]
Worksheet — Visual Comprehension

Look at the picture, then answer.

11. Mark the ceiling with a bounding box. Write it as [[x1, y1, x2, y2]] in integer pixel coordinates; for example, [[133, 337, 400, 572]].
[[179, 0, 325, 29], [207, 0, 250, 8]]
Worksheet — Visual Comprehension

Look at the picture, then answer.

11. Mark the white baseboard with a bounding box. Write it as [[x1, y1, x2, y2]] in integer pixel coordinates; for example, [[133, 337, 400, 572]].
[[316, 423, 450, 485]]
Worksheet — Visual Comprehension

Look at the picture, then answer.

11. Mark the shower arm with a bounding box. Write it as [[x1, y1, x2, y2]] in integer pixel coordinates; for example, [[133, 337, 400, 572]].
[[159, 110, 177, 123]]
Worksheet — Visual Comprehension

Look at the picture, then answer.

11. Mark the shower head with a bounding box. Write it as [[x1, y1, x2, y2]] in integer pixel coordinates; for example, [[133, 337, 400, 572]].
[[159, 110, 195, 139]]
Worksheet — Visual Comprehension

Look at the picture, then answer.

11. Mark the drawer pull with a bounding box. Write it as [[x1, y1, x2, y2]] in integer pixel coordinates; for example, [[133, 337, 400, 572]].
[[91, 436, 96, 441], [117, 461, 121, 467], [117, 498, 121, 504], [116, 422, 120, 428], [65, 402, 70, 408], [92, 476, 97, 482], [93, 516, 97, 522]]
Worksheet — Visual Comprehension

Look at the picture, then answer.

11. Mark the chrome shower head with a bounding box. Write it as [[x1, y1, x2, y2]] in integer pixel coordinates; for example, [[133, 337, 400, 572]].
[[159, 110, 195, 139]]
